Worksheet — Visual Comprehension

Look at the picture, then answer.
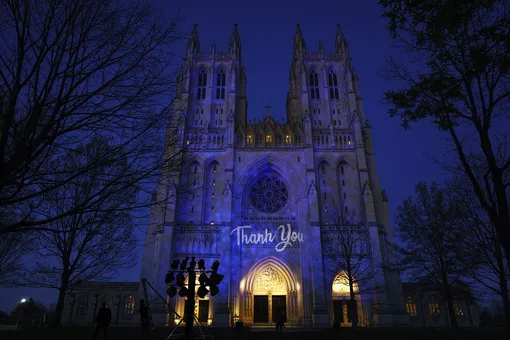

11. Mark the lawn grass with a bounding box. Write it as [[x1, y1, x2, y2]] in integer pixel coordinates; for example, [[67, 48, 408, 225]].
[[0, 326, 504, 340]]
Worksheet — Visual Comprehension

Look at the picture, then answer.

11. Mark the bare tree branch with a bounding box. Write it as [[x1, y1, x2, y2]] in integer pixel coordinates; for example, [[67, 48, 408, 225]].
[[394, 182, 475, 328], [322, 207, 375, 328], [10, 137, 140, 325], [0, 0, 189, 235], [379, 0, 510, 281]]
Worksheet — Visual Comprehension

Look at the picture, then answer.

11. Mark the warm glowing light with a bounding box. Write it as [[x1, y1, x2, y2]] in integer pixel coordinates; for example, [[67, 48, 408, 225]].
[[174, 319, 180, 325], [332, 282, 351, 294], [240, 279, 245, 291], [210, 221, 214, 225], [332, 273, 359, 294], [20, 298, 26, 303], [296, 283, 300, 291], [207, 319, 212, 326]]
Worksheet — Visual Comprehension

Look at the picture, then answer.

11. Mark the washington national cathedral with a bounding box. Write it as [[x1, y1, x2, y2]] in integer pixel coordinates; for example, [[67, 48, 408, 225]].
[[63, 25, 480, 329]]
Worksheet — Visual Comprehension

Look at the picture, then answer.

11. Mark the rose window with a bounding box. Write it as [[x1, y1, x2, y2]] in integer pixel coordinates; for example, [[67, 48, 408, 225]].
[[248, 174, 288, 213]]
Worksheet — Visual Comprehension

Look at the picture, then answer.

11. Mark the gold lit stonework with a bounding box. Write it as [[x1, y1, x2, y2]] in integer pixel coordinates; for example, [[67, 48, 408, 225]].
[[254, 266, 285, 291]]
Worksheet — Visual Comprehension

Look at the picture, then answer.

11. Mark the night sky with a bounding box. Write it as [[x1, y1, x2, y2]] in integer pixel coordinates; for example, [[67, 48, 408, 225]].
[[0, 0, 452, 312]]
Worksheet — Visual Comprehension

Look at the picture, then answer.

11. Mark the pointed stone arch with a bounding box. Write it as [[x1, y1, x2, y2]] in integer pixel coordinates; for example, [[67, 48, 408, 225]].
[[243, 256, 298, 294], [237, 155, 306, 198]]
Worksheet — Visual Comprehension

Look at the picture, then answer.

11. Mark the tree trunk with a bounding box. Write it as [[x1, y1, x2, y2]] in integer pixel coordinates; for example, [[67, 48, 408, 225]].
[[349, 277, 358, 328], [499, 225, 510, 280], [52, 276, 69, 326], [497, 260, 510, 339], [444, 287, 458, 329]]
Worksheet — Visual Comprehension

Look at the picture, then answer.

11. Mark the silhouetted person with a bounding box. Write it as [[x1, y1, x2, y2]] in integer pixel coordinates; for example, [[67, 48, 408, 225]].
[[93, 303, 111, 340], [139, 299, 151, 340], [275, 307, 285, 332]]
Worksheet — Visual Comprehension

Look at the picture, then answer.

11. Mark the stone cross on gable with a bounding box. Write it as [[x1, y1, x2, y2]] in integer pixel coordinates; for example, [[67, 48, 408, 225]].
[[265, 105, 271, 116]]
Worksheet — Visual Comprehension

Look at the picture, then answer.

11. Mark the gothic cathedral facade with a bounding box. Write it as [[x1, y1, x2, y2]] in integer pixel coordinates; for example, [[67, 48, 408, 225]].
[[140, 24, 409, 328]]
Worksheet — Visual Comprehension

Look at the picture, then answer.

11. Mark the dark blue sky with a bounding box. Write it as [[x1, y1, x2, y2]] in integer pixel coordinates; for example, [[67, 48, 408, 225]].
[[0, 0, 452, 312]]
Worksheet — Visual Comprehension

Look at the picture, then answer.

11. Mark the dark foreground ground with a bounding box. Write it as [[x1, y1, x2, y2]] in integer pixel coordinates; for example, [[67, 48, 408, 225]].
[[0, 326, 506, 340]]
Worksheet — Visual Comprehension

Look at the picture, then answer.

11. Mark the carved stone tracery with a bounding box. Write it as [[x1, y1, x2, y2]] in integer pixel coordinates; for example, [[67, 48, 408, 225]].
[[254, 266, 285, 291]]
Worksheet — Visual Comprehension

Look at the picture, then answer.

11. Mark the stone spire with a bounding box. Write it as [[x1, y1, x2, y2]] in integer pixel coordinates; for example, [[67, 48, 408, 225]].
[[335, 24, 348, 55], [229, 24, 242, 54], [293, 24, 306, 57], [186, 24, 200, 56]]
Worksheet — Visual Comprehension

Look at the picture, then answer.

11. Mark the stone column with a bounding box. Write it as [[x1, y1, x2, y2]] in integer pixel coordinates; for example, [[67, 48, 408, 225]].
[[287, 290, 298, 321], [247, 291, 253, 321], [212, 226, 231, 327], [115, 295, 121, 325], [287, 291, 293, 320], [268, 292, 273, 324], [151, 224, 174, 326], [310, 226, 329, 327], [368, 224, 392, 326]]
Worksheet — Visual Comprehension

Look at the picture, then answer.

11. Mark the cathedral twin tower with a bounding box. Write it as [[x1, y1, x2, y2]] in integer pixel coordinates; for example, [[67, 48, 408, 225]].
[[140, 24, 409, 328]]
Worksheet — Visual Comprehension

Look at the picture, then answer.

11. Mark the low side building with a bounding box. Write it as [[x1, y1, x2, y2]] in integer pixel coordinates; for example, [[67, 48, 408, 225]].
[[61, 282, 140, 326], [402, 282, 480, 328], [63, 281, 481, 328]]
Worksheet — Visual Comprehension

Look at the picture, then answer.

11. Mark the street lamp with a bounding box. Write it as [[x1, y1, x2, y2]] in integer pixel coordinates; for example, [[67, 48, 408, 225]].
[[166, 257, 224, 340]]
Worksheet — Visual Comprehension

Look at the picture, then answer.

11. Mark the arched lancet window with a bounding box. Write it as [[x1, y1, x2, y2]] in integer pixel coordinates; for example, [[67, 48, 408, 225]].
[[328, 70, 339, 99], [124, 296, 135, 317], [405, 296, 417, 316], [216, 70, 226, 99], [197, 70, 207, 100], [309, 70, 320, 99], [331, 272, 360, 324], [76, 294, 89, 319], [429, 300, 440, 316], [453, 300, 464, 316]]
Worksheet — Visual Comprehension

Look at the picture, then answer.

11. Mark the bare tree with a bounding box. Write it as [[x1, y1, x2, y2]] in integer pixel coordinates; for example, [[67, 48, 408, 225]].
[[448, 175, 510, 333], [12, 137, 139, 325], [379, 0, 510, 275], [322, 207, 374, 328], [0, 232, 30, 284], [395, 182, 475, 328], [0, 0, 188, 236]]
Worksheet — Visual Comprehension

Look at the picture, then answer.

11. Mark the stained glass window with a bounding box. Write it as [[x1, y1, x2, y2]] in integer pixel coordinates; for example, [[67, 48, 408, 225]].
[[248, 174, 288, 213]]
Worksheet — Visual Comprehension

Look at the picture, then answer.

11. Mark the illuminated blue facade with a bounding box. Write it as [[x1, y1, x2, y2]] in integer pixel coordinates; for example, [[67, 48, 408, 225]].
[[140, 24, 409, 328]]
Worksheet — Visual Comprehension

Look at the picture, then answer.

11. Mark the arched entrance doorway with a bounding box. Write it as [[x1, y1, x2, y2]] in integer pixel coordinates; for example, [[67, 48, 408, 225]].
[[331, 271, 364, 327], [240, 256, 299, 325]]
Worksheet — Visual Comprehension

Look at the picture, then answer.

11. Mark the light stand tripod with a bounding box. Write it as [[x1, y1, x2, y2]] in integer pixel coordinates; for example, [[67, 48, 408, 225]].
[[141, 278, 214, 340]]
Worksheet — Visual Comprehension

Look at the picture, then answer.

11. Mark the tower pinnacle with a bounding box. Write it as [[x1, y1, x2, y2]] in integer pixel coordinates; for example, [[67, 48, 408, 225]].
[[293, 24, 306, 57], [335, 24, 348, 55], [186, 24, 200, 56], [229, 24, 242, 54]]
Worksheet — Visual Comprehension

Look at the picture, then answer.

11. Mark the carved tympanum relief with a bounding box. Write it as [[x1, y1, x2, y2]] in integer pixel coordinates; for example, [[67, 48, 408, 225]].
[[254, 266, 285, 291]]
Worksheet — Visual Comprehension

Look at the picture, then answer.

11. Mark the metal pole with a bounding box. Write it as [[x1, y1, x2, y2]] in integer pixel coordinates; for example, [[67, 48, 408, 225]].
[[185, 269, 196, 340], [142, 279, 155, 339]]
